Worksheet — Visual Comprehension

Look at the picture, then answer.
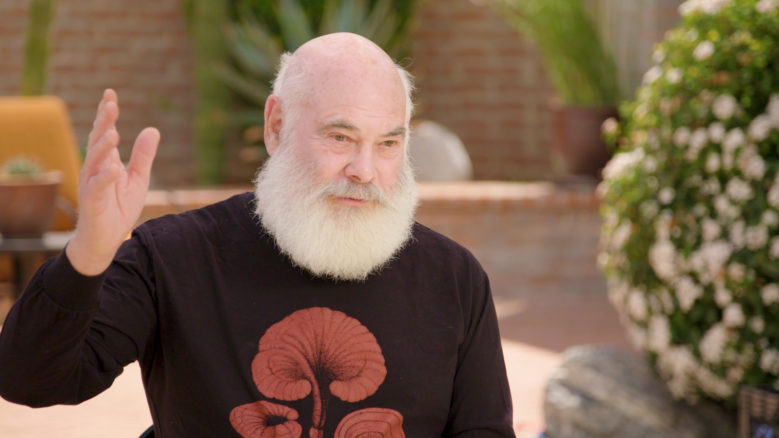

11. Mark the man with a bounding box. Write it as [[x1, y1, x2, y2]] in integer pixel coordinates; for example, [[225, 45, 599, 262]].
[[0, 33, 514, 437]]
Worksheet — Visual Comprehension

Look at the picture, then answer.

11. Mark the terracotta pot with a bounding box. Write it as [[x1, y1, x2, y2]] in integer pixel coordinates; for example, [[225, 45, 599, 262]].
[[549, 101, 618, 180], [0, 171, 63, 238]]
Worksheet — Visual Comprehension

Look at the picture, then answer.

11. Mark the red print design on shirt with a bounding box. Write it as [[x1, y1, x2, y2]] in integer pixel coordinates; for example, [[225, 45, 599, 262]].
[[229, 400, 302, 438], [229, 307, 404, 438]]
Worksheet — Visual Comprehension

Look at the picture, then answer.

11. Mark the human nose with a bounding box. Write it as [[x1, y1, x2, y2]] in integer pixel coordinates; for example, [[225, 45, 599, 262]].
[[344, 145, 376, 184]]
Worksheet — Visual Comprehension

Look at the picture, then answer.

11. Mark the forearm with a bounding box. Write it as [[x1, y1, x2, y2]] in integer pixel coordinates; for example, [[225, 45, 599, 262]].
[[0, 252, 117, 406]]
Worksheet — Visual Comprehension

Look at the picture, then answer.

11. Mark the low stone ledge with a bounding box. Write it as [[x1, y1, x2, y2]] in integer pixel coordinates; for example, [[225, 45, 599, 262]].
[[140, 181, 600, 225], [544, 345, 737, 438]]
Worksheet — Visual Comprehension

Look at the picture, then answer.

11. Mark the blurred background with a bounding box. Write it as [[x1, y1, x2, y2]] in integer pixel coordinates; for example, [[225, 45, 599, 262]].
[[0, 0, 689, 436]]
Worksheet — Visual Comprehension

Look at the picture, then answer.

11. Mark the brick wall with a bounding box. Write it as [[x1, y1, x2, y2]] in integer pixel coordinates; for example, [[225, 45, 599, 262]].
[[0, 0, 682, 185], [411, 0, 557, 181], [0, 0, 195, 187]]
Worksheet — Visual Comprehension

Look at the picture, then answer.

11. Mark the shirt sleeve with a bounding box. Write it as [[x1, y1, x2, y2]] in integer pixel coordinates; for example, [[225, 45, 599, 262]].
[[445, 266, 516, 437], [0, 234, 157, 407]]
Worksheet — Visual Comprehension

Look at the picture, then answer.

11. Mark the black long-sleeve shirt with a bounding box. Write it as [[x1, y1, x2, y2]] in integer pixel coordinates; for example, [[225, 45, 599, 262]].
[[0, 193, 514, 437]]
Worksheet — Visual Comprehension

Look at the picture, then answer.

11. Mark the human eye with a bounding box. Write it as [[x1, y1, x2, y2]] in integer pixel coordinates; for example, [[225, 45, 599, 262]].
[[381, 140, 398, 147], [333, 134, 348, 142]]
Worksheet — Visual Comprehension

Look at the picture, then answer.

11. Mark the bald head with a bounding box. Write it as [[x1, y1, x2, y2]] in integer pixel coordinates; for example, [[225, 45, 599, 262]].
[[271, 33, 414, 129]]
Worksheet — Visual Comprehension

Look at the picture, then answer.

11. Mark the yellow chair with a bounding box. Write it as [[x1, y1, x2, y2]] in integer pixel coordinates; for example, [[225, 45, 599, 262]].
[[0, 95, 81, 231]]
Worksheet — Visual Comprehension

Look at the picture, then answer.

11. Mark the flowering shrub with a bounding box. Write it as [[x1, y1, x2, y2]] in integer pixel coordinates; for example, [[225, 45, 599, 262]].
[[598, 0, 779, 404]]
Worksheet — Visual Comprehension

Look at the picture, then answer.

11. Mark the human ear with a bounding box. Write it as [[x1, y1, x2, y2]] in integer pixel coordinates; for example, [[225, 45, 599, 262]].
[[263, 95, 283, 155]]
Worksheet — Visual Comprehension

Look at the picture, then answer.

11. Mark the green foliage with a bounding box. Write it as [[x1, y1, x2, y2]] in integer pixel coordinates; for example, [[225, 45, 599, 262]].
[[192, 0, 230, 185], [494, 0, 619, 106], [599, 0, 779, 405], [21, 0, 56, 96], [216, 0, 419, 152]]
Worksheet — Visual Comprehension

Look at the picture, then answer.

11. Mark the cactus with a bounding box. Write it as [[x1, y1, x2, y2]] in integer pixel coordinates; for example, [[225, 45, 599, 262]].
[[21, 0, 56, 96]]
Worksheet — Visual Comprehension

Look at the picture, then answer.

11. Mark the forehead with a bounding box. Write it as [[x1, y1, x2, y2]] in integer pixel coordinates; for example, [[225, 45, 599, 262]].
[[305, 70, 407, 130]]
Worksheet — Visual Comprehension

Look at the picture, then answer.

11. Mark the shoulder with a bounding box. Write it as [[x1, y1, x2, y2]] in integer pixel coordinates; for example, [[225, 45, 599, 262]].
[[133, 192, 259, 247], [407, 222, 486, 278]]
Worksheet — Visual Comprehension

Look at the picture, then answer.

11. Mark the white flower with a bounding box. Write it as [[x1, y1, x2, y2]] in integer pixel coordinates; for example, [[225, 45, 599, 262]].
[[601, 117, 618, 136], [728, 262, 746, 282], [714, 194, 739, 219], [648, 315, 671, 352], [762, 284, 779, 305], [652, 48, 666, 64], [686, 128, 708, 161], [713, 94, 739, 120], [725, 178, 753, 202], [689, 240, 732, 284], [768, 181, 779, 208], [750, 317, 765, 334], [673, 126, 692, 146], [763, 210, 778, 227], [657, 346, 696, 398], [757, 0, 778, 13], [760, 349, 779, 374], [696, 365, 735, 399], [610, 222, 632, 250], [723, 303, 745, 328], [643, 65, 663, 85], [702, 218, 721, 241], [745, 225, 768, 250], [708, 122, 726, 143], [675, 276, 703, 311], [714, 286, 732, 307], [667, 68, 683, 84], [703, 178, 721, 195], [694, 40, 715, 60], [730, 221, 746, 249], [644, 157, 658, 172], [723, 128, 746, 152], [640, 200, 660, 219], [700, 323, 729, 363], [768, 94, 779, 127], [705, 153, 720, 173], [650, 240, 678, 281], [659, 187, 675, 204], [737, 146, 766, 180], [627, 289, 648, 321], [602, 147, 644, 180], [748, 114, 773, 142]]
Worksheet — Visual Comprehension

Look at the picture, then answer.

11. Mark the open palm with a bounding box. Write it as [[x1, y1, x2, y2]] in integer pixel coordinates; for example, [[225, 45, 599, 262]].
[[66, 89, 159, 276]]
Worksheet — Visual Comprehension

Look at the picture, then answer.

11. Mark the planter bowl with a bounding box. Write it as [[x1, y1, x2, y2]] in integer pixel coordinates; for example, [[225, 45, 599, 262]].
[[0, 171, 63, 238]]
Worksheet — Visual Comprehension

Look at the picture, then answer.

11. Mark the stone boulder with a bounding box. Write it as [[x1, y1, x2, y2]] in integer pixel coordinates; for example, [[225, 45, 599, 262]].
[[408, 120, 473, 181], [544, 345, 736, 438]]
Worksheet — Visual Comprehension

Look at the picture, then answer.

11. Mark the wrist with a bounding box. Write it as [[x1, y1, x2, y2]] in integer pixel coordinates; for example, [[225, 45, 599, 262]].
[[65, 234, 114, 276]]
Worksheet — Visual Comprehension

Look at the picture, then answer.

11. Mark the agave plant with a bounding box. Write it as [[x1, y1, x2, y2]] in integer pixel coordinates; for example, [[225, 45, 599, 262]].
[[217, 0, 416, 150]]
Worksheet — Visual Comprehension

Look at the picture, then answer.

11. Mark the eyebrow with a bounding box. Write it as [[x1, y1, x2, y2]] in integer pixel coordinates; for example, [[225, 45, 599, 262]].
[[319, 119, 406, 138]]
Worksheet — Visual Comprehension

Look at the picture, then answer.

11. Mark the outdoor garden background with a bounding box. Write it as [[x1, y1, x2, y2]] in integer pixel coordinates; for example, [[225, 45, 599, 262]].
[[2, 0, 773, 437]]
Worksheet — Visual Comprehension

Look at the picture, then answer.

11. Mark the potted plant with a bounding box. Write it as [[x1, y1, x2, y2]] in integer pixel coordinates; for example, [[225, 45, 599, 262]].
[[0, 157, 63, 238], [494, 0, 620, 180]]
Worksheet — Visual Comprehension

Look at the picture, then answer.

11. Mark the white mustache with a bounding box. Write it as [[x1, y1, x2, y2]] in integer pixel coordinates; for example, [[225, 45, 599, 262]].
[[318, 179, 387, 204]]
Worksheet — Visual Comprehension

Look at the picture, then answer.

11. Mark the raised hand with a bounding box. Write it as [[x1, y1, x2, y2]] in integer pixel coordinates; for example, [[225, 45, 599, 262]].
[[65, 89, 160, 276]]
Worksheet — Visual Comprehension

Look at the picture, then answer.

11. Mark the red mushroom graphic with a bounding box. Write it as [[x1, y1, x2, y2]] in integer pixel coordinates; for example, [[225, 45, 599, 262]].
[[251, 307, 388, 438], [229, 400, 302, 438], [334, 408, 405, 438]]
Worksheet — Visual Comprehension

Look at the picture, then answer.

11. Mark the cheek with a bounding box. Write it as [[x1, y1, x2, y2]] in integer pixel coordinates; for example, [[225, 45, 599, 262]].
[[376, 156, 404, 192]]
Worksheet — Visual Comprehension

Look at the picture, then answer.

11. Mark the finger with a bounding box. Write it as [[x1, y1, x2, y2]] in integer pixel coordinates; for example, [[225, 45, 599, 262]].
[[84, 162, 121, 199], [83, 128, 120, 178], [127, 127, 160, 183], [88, 100, 120, 148], [96, 89, 118, 115]]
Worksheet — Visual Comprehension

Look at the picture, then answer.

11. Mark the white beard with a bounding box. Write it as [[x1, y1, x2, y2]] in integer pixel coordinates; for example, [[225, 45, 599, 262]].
[[253, 142, 418, 281]]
